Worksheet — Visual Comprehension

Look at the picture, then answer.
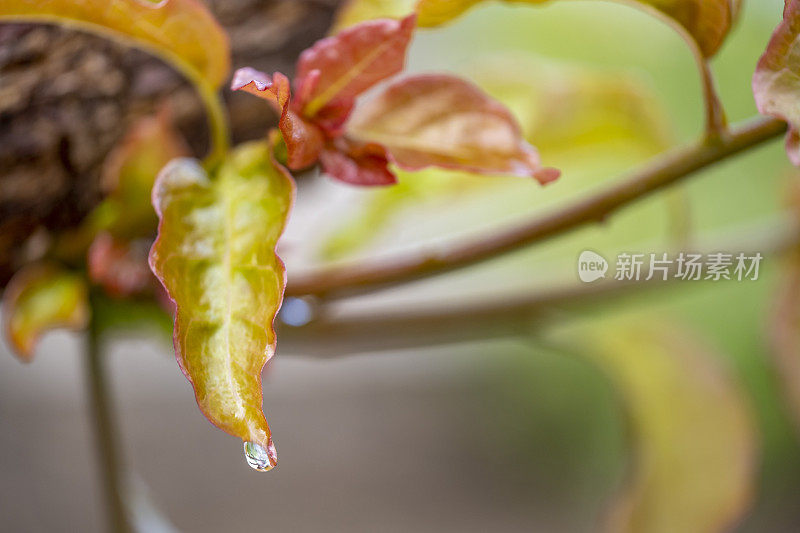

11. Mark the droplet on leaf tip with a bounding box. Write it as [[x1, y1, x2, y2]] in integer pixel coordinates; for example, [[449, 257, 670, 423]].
[[244, 439, 277, 472]]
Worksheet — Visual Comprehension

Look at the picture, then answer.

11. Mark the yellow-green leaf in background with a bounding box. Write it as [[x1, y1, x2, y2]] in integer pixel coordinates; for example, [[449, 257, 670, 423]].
[[2, 264, 89, 362], [0, 0, 230, 88], [332, 0, 417, 33], [471, 56, 673, 160], [334, 0, 734, 57], [149, 142, 294, 470], [577, 322, 756, 533]]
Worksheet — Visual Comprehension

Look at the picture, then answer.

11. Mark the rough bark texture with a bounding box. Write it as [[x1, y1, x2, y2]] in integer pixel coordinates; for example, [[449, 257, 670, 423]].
[[0, 0, 340, 286]]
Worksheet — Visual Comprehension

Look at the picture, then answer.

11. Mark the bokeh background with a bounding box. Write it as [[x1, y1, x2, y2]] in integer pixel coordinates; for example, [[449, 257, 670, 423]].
[[2, 0, 800, 531]]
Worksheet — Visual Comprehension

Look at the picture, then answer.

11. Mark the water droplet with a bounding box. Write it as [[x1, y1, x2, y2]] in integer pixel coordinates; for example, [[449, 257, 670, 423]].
[[244, 439, 277, 472]]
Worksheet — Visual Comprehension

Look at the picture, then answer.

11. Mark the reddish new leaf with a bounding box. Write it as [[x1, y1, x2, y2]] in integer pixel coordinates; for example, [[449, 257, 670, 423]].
[[232, 68, 324, 170], [754, 0, 800, 166], [320, 139, 397, 186], [232, 68, 292, 112], [296, 15, 416, 117], [149, 142, 294, 468], [0, 0, 230, 88], [346, 74, 559, 183], [2, 264, 89, 362]]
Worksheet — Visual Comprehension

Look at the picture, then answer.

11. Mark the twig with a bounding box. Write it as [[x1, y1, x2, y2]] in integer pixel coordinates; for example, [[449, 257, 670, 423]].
[[286, 116, 787, 299], [85, 305, 133, 533], [279, 216, 800, 358]]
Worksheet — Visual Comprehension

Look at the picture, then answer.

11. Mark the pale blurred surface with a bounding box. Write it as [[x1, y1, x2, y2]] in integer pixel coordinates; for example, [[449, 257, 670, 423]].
[[0, 333, 626, 532]]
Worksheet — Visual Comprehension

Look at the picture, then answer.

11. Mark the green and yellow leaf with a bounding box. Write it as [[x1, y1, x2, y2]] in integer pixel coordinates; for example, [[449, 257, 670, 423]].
[[2, 264, 89, 362], [0, 0, 230, 87], [149, 142, 294, 466]]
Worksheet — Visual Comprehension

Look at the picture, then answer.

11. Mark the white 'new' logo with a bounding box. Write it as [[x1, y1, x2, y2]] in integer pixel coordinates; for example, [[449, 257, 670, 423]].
[[578, 250, 608, 283]]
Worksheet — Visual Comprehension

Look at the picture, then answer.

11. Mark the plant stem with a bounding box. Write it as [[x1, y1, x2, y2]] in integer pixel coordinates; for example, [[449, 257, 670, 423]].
[[286, 116, 787, 299], [85, 309, 132, 533], [195, 79, 231, 170], [700, 61, 728, 141]]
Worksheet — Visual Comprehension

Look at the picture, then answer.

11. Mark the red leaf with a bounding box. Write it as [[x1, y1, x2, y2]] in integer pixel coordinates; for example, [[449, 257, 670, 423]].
[[295, 15, 416, 117], [232, 67, 291, 110], [347, 74, 559, 184], [320, 139, 397, 186], [232, 68, 324, 170]]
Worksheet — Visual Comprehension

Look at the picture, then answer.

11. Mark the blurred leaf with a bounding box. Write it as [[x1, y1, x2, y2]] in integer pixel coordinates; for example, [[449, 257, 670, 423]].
[[149, 142, 293, 461], [332, 0, 417, 32], [347, 74, 559, 182], [231, 69, 325, 170], [2, 264, 89, 362], [0, 0, 230, 88], [754, 0, 800, 167], [297, 15, 416, 117], [769, 178, 800, 436], [90, 109, 189, 239], [414, 0, 734, 57], [580, 322, 756, 533], [770, 248, 800, 437], [471, 57, 674, 160], [334, 0, 734, 57], [88, 233, 155, 298]]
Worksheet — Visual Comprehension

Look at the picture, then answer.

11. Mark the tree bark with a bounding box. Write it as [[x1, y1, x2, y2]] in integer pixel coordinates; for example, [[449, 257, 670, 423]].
[[0, 0, 341, 285]]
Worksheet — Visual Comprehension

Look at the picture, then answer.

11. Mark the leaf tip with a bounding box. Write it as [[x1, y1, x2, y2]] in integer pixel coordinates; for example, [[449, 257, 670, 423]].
[[534, 167, 561, 186], [244, 437, 278, 472]]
